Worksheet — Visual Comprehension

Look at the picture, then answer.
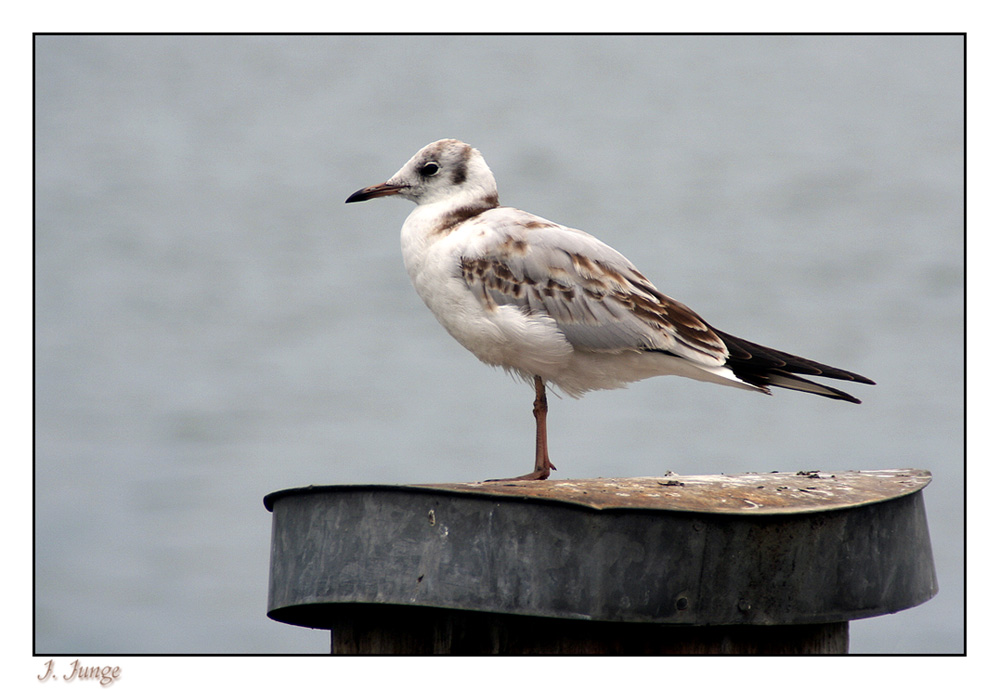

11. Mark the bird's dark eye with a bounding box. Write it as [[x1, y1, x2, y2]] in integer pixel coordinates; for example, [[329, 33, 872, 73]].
[[419, 162, 440, 177]]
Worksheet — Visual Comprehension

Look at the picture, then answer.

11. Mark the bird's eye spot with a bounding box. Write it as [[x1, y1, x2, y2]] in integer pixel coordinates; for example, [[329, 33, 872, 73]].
[[419, 162, 441, 177]]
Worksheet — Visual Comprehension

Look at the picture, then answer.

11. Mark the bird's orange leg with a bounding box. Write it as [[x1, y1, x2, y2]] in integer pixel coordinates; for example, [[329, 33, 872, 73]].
[[486, 376, 557, 481]]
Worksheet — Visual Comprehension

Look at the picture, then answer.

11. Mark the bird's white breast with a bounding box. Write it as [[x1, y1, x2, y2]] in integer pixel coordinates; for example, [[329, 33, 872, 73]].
[[400, 206, 575, 383]]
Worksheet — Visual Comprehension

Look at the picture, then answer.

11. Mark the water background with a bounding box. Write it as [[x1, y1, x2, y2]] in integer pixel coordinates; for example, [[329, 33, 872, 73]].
[[35, 35, 964, 654]]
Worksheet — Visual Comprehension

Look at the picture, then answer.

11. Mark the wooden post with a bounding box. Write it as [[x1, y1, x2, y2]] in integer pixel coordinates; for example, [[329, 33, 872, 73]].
[[264, 470, 936, 655]]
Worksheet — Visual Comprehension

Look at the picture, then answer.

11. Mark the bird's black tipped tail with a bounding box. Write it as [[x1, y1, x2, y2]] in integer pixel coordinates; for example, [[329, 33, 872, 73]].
[[763, 371, 865, 404], [715, 329, 875, 404]]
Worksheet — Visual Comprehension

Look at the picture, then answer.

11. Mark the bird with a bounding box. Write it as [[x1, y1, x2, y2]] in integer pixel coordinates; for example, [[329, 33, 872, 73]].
[[346, 139, 875, 481]]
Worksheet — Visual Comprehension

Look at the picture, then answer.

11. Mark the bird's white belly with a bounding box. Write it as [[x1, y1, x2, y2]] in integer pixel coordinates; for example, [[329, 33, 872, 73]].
[[411, 263, 576, 380]]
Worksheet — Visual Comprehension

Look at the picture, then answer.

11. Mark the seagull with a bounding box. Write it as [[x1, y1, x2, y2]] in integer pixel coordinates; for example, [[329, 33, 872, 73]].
[[346, 139, 875, 481]]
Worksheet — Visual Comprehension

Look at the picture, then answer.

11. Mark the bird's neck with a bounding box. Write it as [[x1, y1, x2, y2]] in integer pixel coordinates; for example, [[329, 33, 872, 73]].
[[406, 188, 499, 237], [400, 191, 499, 279]]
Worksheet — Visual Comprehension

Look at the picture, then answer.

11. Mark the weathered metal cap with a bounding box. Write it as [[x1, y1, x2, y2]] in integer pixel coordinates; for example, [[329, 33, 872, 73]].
[[264, 469, 937, 628]]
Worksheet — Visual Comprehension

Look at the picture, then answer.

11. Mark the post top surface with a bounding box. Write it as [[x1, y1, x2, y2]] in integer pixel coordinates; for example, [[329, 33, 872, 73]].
[[417, 469, 930, 514], [265, 469, 930, 515]]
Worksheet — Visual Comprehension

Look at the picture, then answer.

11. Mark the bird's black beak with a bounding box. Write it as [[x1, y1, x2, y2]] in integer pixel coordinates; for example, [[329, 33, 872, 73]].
[[345, 182, 407, 203]]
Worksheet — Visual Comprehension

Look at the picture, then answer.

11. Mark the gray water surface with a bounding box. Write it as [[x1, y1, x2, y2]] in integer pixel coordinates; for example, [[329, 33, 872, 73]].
[[35, 35, 963, 653]]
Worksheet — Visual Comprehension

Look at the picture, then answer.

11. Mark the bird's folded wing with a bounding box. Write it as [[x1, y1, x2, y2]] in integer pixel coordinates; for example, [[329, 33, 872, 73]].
[[457, 209, 728, 368]]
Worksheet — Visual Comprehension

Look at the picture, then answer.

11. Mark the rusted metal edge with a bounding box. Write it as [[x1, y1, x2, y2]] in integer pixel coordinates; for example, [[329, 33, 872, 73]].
[[265, 469, 930, 516]]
